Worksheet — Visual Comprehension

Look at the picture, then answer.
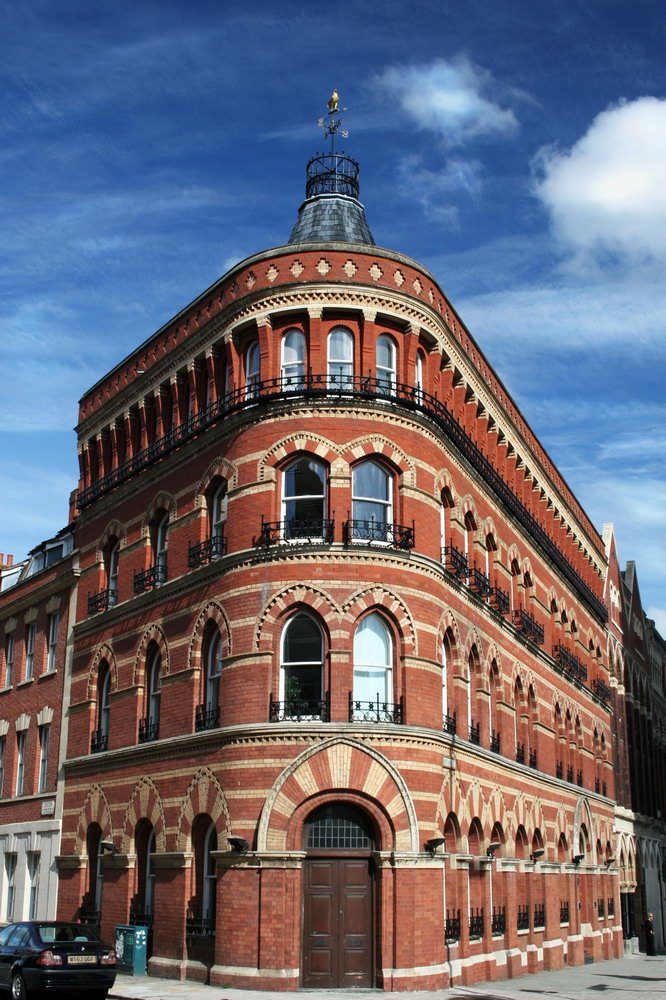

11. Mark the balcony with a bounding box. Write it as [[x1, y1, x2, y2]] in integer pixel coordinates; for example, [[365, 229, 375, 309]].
[[134, 563, 167, 595], [445, 909, 461, 943], [490, 731, 501, 754], [513, 607, 544, 645], [517, 905, 530, 931], [269, 692, 330, 722], [87, 588, 117, 616], [76, 373, 607, 625], [468, 721, 480, 745], [560, 901, 570, 923], [195, 705, 220, 732], [343, 519, 414, 549], [444, 712, 457, 736], [469, 908, 484, 940], [552, 644, 588, 683], [491, 907, 506, 935], [138, 718, 159, 743], [188, 535, 227, 568], [442, 544, 468, 581], [257, 518, 335, 546], [469, 566, 490, 598], [79, 906, 101, 927], [489, 585, 510, 616], [90, 728, 108, 754], [349, 693, 403, 724], [534, 904, 545, 928], [593, 678, 612, 703], [516, 742, 525, 765], [186, 908, 215, 939], [129, 906, 153, 927]]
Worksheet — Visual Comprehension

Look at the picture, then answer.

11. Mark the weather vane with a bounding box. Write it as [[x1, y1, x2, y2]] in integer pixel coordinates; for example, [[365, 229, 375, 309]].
[[317, 89, 349, 154]]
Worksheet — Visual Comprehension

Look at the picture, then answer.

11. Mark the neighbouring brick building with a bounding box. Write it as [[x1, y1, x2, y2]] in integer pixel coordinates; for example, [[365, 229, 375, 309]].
[[48, 99, 627, 988], [0, 530, 77, 925]]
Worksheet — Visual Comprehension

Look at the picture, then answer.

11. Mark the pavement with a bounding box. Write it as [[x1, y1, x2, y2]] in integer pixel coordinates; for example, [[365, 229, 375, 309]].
[[109, 953, 666, 1000]]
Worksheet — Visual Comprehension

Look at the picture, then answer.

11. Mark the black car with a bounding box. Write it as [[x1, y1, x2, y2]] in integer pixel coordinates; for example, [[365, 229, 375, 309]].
[[0, 921, 116, 999]]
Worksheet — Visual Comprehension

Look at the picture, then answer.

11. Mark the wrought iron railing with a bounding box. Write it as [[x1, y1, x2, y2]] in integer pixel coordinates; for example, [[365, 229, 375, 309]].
[[269, 692, 330, 722], [445, 909, 461, 943], [490, 731, 501, 753], [134, 564, 167, 594], [79, 906, 101, 926], [90, 728, 108, 754], [87, 588, 117, 616], [593, 678, 612, 703], [517, 904, 530, 931], [442, 544, 468, 580], [529, 749, 538, 769], [257, 518, 335, 546], [516, 742, 525, 765], [469, 566, 490, 598], [129, 906, 153, 926], [469, 908, 484, 939], [513, 607, 544, 645], [186, 908, 215, 938], [444, 712, 457, 735], [343, 519, 414, 549], [492, 907, 506, 935], [534, 903, 545, 928], [489, 585, 510, 616], [76, 373, 607, 623], [138, 718, 159, 743], [560, 901, 570, 923], [195, 705, 220, 731], [349, 692, 403, 724], [556, 760, 563, 779], [188, 535, 227, 568], [468, 721, 480, 745], [552, 644, 588, 682]]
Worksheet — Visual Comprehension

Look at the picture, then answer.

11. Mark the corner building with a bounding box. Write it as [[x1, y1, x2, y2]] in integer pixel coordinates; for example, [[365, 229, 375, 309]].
[[57, 135, 622, 988]]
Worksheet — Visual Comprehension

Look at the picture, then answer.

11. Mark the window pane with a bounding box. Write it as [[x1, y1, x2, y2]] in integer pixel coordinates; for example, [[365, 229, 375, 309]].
[[283, 615, 322, 663], [376, 335, 394, 369], [284, 459, 325, 498], [353, 461, 389, 501], [283, 330, 305, 365], [355, 615, 391, 666]]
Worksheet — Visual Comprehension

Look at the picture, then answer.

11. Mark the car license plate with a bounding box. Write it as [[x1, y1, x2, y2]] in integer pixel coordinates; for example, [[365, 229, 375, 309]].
[[68, 955, 97, 965]]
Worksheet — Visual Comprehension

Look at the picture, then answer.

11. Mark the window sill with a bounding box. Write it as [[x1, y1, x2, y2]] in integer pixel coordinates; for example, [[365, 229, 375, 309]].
[[38, 670, 57, 682], [0, 686, 13, 696], [17, 678, 34, 688]]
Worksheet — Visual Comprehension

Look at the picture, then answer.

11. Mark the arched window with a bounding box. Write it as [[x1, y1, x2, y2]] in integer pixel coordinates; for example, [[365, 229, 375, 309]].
[[245, 341, 260, 400], [327, 327, 353, 389], [281, 329, 306, 388], [442, 626, 458, 734], [140, 649, 160, 742], [440, 486, 455, 559], [133, 820, 155, 922], [282, 458, 327, 540], [150, 511, 168, 586], [209, 480, 227, 556], [191, 815, 217, 935], [280, 614, 324, 719], [304, 803, 374, 850], [415, 351, 424, 401], [105, 540, 119, 607], [353, 613, 392, 710], [376, 334, 396, 395], [197, 631, 223, 730], [93, 663, 111, 753], [351, 460, 392, 542], [85, 824, 104, 922]]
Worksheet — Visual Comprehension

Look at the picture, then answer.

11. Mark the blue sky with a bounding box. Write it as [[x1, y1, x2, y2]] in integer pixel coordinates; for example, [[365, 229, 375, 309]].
[[1, 0, 665, 630]]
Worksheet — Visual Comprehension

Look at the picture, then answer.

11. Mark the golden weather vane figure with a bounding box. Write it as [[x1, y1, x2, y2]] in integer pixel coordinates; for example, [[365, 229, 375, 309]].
[[317, 89, 348, 154]]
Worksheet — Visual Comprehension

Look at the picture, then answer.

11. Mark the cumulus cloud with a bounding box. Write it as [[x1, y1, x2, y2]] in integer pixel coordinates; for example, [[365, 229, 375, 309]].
[[376, 56, 518, 146], [535, 97, 666, 262]]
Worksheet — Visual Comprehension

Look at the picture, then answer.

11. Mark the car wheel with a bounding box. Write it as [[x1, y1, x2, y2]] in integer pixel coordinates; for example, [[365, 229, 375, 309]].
[[10, 973, 27, 1000]]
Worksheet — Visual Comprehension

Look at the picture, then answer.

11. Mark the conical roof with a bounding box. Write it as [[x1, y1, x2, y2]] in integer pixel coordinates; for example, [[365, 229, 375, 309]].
[[288, 153, 375, 246]]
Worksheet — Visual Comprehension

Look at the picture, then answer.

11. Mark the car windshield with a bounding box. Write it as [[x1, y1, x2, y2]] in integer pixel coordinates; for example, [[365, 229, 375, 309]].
[[37, 925, 101, 944]]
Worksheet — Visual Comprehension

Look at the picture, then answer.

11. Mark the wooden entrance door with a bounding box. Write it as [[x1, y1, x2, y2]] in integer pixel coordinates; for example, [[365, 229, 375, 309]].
[[302, 856, 373, 987]]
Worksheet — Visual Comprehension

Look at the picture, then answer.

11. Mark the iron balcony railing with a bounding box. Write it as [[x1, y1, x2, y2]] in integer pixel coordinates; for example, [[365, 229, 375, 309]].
[[134, 563, 167, 595], [79, 906, 101, 926], [138, 718, 159, 743], [442, 544, 468, 580], [529, 749, 538, 769], [269, 692, 330, 722], [349, 692, 404, 724], [257, 518, 335, 546], [186, 908, 215, 939], [517, 905, 530, 931], [468, 566, 490, 598], [576, 769, 583, 787], [516, 743, 525, 765], [469, 908, 484, 940], [490, 731, 501, 753], [195, 705, 220, 732], [468, 721, 480, 745], [87, 588, 117, 616], [552, 644, 588, 683], [534, 904, 545, 928], [492, 907, 506, 935], [513, 607, 544, 645], [593, 678, 612, 703], [90, 728, 108, 754], [188, 534, 227, 568], [343, 519, 414, 549], [444, 712, 457, 736], [560, 901, 570, 923], [598, 898, 605, 919], [556, 760, 563, 779], [129, 906, 153, 927], [445, 909, 461, 943], [489, 584, 510, 615], [76, 373, 607, 624]]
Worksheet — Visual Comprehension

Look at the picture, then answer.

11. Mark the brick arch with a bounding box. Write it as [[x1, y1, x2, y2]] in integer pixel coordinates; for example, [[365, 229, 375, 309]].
[[141, 491, 176, 538], [132, 624, 169, 686], [484, 785, 509, 837], [188, 600, 232, 671], [340, 435, 416, 486], [437, 610, 463, 653], [481, 516, 501, 548], [194, 457, 239, 507], [86, 643, 118, 701], [434, 773, 467, 835], [463, 778, 487, 841], [506, 543, 521, 569], [175, 766, 232, 852], [434, 469, 458, 510], [257, 736, 419, 853], [254, 584, 341, 652], [464, 628, 484, 667], [341, 586, 416, 656], [96, 519, 127, 560], [258, 432, 340, 482], [573, 796, 596, 863], [460, 494, 480, 530], [121, 777, 167, 854], [74, 783, 114, 855]]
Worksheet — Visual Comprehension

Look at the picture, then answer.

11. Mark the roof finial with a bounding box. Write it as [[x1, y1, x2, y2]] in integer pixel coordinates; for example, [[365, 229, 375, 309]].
[[317, 90, 349, 154]]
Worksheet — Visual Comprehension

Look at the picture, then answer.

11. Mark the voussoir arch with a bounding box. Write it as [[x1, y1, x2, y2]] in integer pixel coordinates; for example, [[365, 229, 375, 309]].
[[341, 586, 416, 656], [175, 766, 232, 852], [341, 435, 416, 486], [74, 783, 114, 856], [133, 624, 170, 686], [189, 600, 232, 669], [87, 643, 118, 701], [254, 584, 341, 652], [121, 776, 167, 854], [259, 432, 340, 481], [194, 457, 239, 505]]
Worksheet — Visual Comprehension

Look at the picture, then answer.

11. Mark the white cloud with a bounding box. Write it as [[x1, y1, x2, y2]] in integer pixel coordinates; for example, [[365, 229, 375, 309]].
[[376, 57, 518, 146], [535, 97, 666, 262]]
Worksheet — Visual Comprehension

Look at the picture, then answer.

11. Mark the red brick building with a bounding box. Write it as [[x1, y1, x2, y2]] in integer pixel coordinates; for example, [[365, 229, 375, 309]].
[[56, 105, 622, 988]]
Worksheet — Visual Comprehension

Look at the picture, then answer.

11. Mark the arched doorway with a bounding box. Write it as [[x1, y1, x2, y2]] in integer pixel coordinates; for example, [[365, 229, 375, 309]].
[[301, 802, 375, 988]]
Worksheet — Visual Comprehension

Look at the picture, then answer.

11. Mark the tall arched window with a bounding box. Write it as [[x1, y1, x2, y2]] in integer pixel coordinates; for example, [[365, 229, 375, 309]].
[[327, 327, 353, 389], [85, 824, 104, 922], [191, 815, 217, 935], [281, 329, 306, 388], [105, 539, 119, 607], [353, 613, 392, 711], [197, 630, 222, 730], [210, 480, 227, 557], [280, 614, 324, 719], [351, 460, 392, 542], [442, 628, 457, 734], [282, 458, 327, 540], [376, 334, 396, 395], [140, 649, 161, 742], [93, 663, 111, 753], [151, 511, 168, 586], [245, 341, 260, 400], [133, 820, 155, 922], [415, 351, 424, 401]]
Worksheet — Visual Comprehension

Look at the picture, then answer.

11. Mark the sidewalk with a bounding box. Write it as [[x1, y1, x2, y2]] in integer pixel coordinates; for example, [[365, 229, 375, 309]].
[[110, 953, 666, 1000]]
